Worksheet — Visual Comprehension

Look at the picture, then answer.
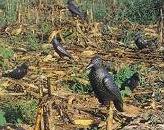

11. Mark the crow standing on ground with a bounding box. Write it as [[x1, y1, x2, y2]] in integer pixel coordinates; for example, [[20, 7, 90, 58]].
[[134, 34, 158, 50], [52, 38, 73, 59], [67, 0, 87, 21], [2, 62, 28, 80], [134, 34, 148, 50], [86, 56, 123, 112], [121, 72, 140, 92]]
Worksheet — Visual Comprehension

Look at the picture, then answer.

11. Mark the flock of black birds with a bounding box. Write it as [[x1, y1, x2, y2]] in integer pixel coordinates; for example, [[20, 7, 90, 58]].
[[2, 0, 160, 127]]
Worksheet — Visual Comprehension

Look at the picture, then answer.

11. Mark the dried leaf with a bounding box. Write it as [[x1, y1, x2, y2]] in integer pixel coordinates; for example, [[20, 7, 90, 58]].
[[48, 30, 60, 43], [12, 47, 27, 52], [1, 81, 10, 87], [144, 28, 156, 33], [0, 9, 3, 13], [34, 107, 43, 130], [158, 63, 164, 68], [76, 78, 89, 85], [0, 87, 6, 94], [11, 25, 23, 36], [123, 105, 140, 117], [43, 54, 53, 62], [81, 50, 96, 57], [29, 66, 37, 70], [68, 95, 75, 104], [151, 92, 156, 109], [54, 71, 65, 75], [145, 33, 158, 37], [74, 119, 94, 126], [42, 44, 52, 49]]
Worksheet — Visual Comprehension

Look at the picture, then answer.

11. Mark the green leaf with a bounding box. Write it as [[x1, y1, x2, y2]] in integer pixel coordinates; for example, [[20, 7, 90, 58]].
[[0, 109, 6, 125], [121, 87, 132, 97], [0, 48, 14, 59]]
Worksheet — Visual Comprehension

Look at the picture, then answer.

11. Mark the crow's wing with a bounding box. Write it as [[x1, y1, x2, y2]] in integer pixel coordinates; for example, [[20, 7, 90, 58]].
[[121, 78, 130, 90], [8, 67, 23, 79], [103, 76, 122, 101], [57, 45, 72, 58], [68, 3, 82, 15], [103, 75, 123, 111]]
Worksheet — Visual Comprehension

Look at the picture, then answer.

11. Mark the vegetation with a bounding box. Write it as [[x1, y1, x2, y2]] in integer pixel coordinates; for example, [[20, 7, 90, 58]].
[[0, 47, 14, 70], [0, 96, 38, 125], [114, 65, 138, 97], [114, 0, 160, 24], [63, 77, 93, 94]]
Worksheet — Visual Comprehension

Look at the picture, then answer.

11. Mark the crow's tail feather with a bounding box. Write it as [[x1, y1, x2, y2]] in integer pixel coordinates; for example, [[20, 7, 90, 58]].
[[113, 99, 124, 112]]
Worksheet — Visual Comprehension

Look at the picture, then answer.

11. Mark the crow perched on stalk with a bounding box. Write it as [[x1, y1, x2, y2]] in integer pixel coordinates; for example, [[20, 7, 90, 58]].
[[86, 56, 123, 130], [67, 0, 87, 21], [86, 56, 123, 111], [52, 38, 73, 59], [2, 62, 28, 80], [121, 72, 140, 92]]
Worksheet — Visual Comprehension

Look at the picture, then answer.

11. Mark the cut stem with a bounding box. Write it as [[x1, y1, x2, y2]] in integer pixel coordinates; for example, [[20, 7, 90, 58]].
[[107, 101, 113, 130]]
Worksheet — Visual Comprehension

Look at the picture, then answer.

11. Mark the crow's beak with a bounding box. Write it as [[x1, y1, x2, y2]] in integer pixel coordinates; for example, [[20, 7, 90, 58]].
[[86, 63, 94, 70]]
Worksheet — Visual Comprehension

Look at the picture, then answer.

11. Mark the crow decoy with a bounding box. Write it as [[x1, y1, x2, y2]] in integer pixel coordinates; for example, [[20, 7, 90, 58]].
[[146, 38, 158, 50], [86, 56, 123, 130], [134, 34, 148, 50], [121, 72, 140, 92], [2, 62, 28, 80], [67, 0, 87, 21], [52, 38, 73, 59], [134, 34, 158, 50]]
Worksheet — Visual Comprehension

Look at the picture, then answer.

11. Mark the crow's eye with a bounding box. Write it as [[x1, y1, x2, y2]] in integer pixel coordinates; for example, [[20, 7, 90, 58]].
[[95, 59, 99, 63]]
